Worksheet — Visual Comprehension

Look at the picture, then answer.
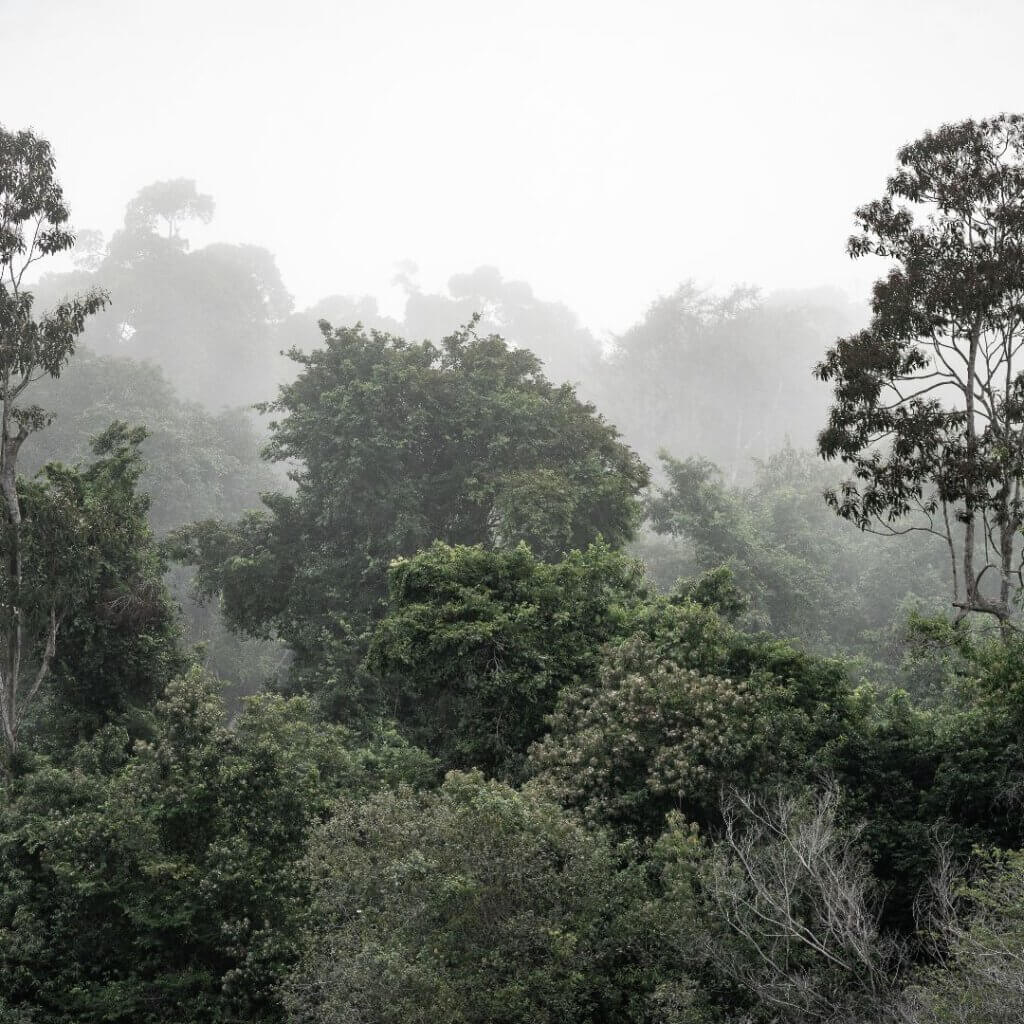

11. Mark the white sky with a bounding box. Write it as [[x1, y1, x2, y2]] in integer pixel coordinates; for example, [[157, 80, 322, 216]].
[[5, 0, 1023, 334]]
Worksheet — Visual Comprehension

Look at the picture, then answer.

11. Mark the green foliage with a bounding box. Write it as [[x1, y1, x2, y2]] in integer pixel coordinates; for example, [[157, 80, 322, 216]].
[[646, 447, 948, 659], [0, 123, 110, 755], [284, 770, 691, 1024], [0, 671, 433, 1024], [17, 174, 287, 707], [0, 127, 109, 355], [182, 320, 648, 701], [836, 633, 1024, 931], [529, 610, 855, 838], [901, 850, 1024, 1022], [260, 319, 647, 564], [30, 424, 188, 749], [0, 424, 186, 757], [816, 114, 1024, 623], [18, 348, 284, 709], [22, 347, 278, 535], [668, 566, 748, 622], [367, 540, 648, 778], [12, 120, 1024, 1024]]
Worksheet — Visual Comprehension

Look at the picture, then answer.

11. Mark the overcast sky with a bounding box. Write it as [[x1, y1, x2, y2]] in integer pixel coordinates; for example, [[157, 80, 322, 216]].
[[5, 0, 1023, 334]]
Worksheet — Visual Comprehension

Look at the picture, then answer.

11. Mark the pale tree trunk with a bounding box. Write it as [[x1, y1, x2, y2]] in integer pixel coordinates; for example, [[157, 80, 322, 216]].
[[0, 131, 108, 761], [0, 385, 21, 755], [960, 322, 981, 621], [954, 320, 1017, 629], [0, 377, 56, 760]]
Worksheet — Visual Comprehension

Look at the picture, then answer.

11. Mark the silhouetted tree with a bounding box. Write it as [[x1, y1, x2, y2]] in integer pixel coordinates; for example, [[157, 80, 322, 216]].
[[817, 115, 1024, 626]]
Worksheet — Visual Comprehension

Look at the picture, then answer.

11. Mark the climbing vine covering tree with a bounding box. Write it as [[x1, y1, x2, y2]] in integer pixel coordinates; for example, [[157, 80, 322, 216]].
[[182, 320, 649, 703]]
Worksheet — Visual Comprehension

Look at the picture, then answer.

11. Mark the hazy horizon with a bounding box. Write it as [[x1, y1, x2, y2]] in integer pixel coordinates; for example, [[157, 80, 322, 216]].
[[7, 0, 1023, 335]]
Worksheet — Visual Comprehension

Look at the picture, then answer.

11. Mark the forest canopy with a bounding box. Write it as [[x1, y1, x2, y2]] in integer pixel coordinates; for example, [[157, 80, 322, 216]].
[[3, 113, 1024, 1024]]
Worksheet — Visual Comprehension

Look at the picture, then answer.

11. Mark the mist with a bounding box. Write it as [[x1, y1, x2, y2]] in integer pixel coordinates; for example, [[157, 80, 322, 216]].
[[9, 0, 1023, 332], [4, 3, 1024, 1022]]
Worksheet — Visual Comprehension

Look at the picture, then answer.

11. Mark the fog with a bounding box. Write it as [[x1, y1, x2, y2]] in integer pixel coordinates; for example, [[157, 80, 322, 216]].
[[11, 5, 1024, 1020], [8, 0, 1024, 335]]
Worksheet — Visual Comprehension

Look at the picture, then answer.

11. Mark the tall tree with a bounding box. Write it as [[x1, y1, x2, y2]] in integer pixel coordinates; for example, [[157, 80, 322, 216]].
[[181, 320, 648, 705], [816, 114, 1024, 626], [123, 178, 215, 244], [33, 179, 294, 410], [602, 284, 860, 480], [0, 126, 108, 756]]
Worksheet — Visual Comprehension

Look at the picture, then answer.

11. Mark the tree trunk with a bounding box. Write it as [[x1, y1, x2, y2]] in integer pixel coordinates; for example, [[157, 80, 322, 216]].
[[0, 386, 28, 758]]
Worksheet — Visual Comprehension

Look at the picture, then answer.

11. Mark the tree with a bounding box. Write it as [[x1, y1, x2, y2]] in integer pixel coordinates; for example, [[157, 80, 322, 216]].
[[645, 448, 949, 657], [366, 540, 647, 778], [702, 787, 903, 1024], [0, 125, 108, 757], [181, 320, 648, 702], [123, 178, 214, 243], [283, 771, 681, 1024], [816, 114, 1024, 627], [33, 179, 294, 409], [22, 423, 188, 753], [838, 628, 1024, 934], [16, 346, 286, 713], [21, 347, 279, 535], [399, 264, 603, 388], [528, 620, 855, 839], [0, 672, 436, 1024], [601, 284, 861, 480]]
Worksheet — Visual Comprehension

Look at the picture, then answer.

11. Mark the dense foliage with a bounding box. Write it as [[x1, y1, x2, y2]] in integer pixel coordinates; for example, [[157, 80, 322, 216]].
[[5, 116, 1024, 1024], [529, 620, 854, 839], [284, 771, 666, 1024], [0, 674, 434, 1023], [20, 424, 189, 754], [0, 126, 110, 756], [21, 347, 278, 535], [644, 447, 950, 660], [181, 320, 648, 703], [17, 350, 282, 708], [367, 540, 646, 777]]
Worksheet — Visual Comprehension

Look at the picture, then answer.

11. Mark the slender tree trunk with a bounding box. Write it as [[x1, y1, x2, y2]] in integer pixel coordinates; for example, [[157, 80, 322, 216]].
[[0, 382, 27, 758], [960, 322, 981, 621], [999, 518, 1015, 640]]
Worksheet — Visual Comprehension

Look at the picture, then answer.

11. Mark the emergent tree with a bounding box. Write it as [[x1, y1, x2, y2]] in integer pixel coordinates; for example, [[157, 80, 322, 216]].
[[0, 126, 108, 755], [181, 319, 648, 708], [817, 114, 1024, 626]]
